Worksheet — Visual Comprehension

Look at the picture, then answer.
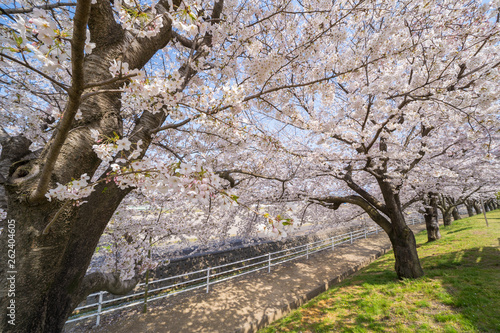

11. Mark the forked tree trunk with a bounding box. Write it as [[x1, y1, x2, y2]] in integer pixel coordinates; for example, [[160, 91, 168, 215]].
[[424, 196, 441, 242], [317, 175, 425, 279], [0, 106, 166, 332], [452, 207, 461, 221]]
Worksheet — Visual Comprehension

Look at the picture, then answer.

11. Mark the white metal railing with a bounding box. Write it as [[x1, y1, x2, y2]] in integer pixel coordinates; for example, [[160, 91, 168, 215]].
[[66, 216, 424, 326]]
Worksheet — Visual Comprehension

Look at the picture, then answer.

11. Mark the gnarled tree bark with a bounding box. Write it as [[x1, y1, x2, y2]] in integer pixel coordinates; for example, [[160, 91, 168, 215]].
[[423, 193, 441, 242]]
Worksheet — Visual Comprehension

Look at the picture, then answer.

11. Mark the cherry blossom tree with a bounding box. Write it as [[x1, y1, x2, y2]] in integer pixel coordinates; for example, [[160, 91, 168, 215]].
[[1, 0, 499, 331], [0, 0, 375, 330], [230, 0, 500, 279], [0, 0, 242, 330]]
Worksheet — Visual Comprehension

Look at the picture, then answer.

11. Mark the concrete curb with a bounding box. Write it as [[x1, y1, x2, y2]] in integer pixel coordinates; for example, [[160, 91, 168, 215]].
[[235, 243, 393, 333]]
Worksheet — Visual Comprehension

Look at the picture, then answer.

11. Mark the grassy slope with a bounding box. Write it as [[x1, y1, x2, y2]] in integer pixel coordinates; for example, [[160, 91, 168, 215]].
[[260, 210, 500, 333]]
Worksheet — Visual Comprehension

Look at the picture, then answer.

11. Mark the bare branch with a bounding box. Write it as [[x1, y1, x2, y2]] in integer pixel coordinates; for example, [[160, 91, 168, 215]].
[[83, 73, 138, 90], [216, 169, 291, 183], [150, 116, 196, 134], [309, 195, 392, 233], [343, 171, 389, 215], [1, 2, 77, 14], [0, 52, 69, 91]]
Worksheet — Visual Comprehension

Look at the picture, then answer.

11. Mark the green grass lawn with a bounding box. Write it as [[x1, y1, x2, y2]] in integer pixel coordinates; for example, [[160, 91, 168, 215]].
[[259, 210, 500, 333]]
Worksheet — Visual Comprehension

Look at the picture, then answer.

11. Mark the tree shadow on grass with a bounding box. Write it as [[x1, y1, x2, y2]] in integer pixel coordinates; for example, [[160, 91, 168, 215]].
[[283, 220, 500, 333], [420, 246, 500, 332], [363, 246, 499, 332], [442, 227, 473, 235], [290, 245, 500, 333]]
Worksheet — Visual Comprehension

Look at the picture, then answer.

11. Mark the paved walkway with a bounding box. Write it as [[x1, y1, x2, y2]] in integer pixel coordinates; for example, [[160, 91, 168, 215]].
[[66, 224, 426, 333]]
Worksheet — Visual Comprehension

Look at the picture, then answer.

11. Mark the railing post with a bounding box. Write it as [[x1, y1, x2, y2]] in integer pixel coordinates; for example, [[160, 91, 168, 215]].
[[206, 268, 210, 293], [143, 242, 151, 314], [331, 237, 334, 251], [306, 243, 309, 259], [268, 253, 271, 273], [364, 228, 367, 238], [376, 226, 378, 234], [96, 291, 103, 326], [350, 231, 353, 244]]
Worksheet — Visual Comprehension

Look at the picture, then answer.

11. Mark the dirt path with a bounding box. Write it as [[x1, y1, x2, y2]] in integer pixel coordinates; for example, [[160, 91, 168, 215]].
[[65, 224, 427, 333]]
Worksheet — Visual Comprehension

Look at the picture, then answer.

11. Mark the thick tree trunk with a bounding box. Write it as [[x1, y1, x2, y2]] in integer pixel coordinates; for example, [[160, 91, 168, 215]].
[[0, 106, 166, 333], [466, 203, 475, 217], [473, 202, 482, 214], [377, 182, 424, 279], [424, 196, 441, 242], [0, 67, 124, 332], [452, 207, 461, 221], [323, 173, 425, 279], [1, 183, 128, 332], [0, 0, 222, 330], [388, 221, 424, 279], [0, 24, 170, 333], [443, 211, 453, 226]]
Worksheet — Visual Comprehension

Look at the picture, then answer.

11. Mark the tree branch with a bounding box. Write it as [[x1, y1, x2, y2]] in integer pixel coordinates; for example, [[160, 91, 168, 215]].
[[150, 116, 195, 134], [0, 52, 69, 91], [76, 271, 140, 303], [83, 73, 138, 90], [30, 0, 92, 202], [343, 171, 389, 215], [1, 2, 77, 14], [172, 31, 195, 49], [216, 169, 291, 183], [309, 195, 392, 233], [153, 142, 184, 161]]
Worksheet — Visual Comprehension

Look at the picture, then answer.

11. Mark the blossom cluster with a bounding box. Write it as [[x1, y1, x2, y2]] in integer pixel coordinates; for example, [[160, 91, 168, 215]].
[[116, 68, 185, 117], [7, 9, 95, 72], [113, 0, 164, 39], [45, 173, 95, 204]]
